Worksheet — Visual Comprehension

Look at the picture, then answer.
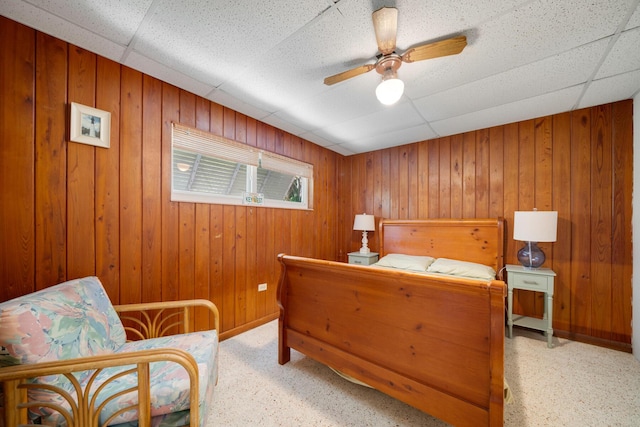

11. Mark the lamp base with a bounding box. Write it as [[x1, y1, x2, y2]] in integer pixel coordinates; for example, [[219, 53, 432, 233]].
[[517, 241, 546, 269], [359, 230, 371, 254]]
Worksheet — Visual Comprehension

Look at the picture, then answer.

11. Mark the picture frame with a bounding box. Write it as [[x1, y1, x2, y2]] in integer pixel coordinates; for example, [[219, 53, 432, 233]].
[[69, 102, 111, 148]]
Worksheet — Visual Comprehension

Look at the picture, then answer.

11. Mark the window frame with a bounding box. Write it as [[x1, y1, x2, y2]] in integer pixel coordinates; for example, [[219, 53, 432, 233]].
[[171, 123, 313, 210]]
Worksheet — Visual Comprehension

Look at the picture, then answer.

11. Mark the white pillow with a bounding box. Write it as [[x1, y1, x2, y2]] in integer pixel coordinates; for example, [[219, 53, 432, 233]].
[[427, 258, 496, 280], [374, 253, 436, 272]]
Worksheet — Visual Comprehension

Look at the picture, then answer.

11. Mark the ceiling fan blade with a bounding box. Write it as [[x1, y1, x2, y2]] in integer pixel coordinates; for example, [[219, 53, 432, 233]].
[[372, 7, 398, 55], [324, 64, 376, 86], [401, 35, 467, 63]]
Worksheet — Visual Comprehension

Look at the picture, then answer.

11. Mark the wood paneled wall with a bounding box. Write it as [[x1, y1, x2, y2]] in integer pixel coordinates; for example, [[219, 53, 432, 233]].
[[0, 18, 339, 337], [0, 17, 633, 348], [339, 101, 633, 349]]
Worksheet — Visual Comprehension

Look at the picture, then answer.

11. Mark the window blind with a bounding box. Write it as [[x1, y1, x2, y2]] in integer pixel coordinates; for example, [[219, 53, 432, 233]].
[[172, 123, 313, 179]]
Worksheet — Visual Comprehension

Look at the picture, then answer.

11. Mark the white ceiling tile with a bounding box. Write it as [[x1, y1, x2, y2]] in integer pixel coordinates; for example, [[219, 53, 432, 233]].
[[596, 26, 640, 79], [259, 114, 307, 137], [392, 0, 526, 48], [579, 70, 640, 108], [408, 0, 635, 99], [272, 74, 384, 131], [124, 51, 214, 97], [218, 3, 377, 114], [205, 89, 271, 121], [626, 2, 640, 29], [314, 101, 424, 143], [130, 0, 330, 91], [343, 123, 439, 154], [2, 0, 126, 62], [431, 86, 584, 137], [23, 0, 151, 45], [320, 143, 355, 156], [413, 38, 609, 121]]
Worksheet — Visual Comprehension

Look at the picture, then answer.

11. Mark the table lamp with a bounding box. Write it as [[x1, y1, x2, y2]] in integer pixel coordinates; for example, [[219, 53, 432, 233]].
[[513, 210, 558, 269], [353, 214, 375, 254]]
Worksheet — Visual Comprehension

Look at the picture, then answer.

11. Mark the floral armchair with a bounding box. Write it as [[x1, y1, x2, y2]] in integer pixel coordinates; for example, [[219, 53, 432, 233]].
[[0, 276, 219, 426]]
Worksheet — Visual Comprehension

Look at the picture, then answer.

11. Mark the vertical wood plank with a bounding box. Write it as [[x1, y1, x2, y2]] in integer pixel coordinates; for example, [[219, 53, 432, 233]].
[[141, 75, 162, 303], [407, 144, 418, 219], [488, 127, 504, 219], [462, 132, 476, 218], [119, 67, 143, 303], [450, 134, 463, 218], [610, 100, 633, 343], [194, 97, 211, 329], [398, 146, 409, 219], [178, 91, 196, 317], [373, 150, 383, 219], [381, 151, 391, 219], [161, 83, 180, 302], [571, 108, 592, 336], [590, 105, 612, 340], [417, 141, 430, 218], [210, 204, 224, 319], [438, 138, 451, 218], [475, 128, 490, 218], [502, 123, 519, 266], [34, 32, 67, 289], [428, 140, 440, 218], [0, 18, 35, 300], [388, 147, 400, 218], [551, 112, 572, 332], [95, 57, 120, 301], [235, 206, 247, 326], [222, 204, 236, 330], [67, 46, 97, 279]]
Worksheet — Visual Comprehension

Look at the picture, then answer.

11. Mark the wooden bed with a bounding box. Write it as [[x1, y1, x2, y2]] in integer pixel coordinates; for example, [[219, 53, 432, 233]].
[[277, 218, 506, 426]]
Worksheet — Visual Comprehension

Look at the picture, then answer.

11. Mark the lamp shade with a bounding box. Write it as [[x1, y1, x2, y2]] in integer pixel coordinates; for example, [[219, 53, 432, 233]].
[[513, 211, 558, 242], [353, 214, 375, 231]]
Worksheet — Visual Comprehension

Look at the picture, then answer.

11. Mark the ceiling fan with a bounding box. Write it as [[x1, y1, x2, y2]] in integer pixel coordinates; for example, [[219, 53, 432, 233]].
[[324, 6, 467, 105]]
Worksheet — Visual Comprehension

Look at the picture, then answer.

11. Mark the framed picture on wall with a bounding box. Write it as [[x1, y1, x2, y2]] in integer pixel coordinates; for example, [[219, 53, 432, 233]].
[[69, 102, 111, 148]]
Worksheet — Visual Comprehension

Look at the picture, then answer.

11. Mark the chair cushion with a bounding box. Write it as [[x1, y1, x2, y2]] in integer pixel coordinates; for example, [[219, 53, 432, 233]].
[[0, 276, 126, 420], [0, 276, 126, 367], [38, 330, 219, 426]]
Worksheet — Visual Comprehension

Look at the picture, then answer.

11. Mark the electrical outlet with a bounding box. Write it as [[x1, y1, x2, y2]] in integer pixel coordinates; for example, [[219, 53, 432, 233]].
[[258, 283, 267, 292]]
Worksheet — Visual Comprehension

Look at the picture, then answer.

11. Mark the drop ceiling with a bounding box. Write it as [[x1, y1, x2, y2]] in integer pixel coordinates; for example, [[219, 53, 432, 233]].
[[2, 0, 639, 155]]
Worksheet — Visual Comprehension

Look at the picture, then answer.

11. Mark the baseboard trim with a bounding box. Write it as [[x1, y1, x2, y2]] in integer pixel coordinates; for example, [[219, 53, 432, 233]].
[[553, 329, 632, 353], [219, 312, 279, 341]]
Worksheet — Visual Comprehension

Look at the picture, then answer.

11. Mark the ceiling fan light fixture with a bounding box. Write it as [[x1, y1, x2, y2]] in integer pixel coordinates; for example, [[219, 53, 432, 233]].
[[376, 70, 404, 105]]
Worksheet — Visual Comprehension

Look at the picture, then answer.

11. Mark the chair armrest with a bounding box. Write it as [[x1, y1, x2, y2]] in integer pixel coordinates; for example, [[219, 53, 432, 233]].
[[113, 299, 220, 340], [0, 348, 200, 427]]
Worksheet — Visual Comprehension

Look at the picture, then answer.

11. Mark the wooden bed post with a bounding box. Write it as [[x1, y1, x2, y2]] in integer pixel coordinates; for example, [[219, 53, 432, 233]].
[[276, 254, 291, 365], [489, 280, 506, 426]]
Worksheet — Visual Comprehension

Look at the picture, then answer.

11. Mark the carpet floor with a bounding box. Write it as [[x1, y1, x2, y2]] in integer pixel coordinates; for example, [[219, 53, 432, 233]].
[[209, 320, 640, 426]]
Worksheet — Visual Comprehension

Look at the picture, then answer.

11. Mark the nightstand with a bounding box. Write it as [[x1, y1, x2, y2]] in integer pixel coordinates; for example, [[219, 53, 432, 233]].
[[505, 264, 556, 348], [348, 252, 379, 266]]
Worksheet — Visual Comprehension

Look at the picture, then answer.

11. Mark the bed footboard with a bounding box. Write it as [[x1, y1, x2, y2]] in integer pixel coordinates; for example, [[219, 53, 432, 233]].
[[277, 254, 505, 427]]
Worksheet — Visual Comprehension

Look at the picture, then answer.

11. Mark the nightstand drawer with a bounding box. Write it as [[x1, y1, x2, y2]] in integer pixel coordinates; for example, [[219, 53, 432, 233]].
[[510, 273, 550, 292], [347, 252, 379, 265]]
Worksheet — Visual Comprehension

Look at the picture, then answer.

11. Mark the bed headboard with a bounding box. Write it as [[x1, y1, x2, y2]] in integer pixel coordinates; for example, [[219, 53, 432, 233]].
[[378, 218, 505, 272]]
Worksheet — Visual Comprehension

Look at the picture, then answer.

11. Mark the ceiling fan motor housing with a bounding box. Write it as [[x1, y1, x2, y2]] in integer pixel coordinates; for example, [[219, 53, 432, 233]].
[[376, 54, 402, 79]]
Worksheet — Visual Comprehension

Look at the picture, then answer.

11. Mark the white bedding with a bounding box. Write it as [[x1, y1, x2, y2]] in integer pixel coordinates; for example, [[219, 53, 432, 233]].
[[372, 254, 497, 280]]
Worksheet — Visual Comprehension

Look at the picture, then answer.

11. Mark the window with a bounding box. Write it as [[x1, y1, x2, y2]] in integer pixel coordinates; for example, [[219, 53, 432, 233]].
[[171, 123, 313, 209]]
